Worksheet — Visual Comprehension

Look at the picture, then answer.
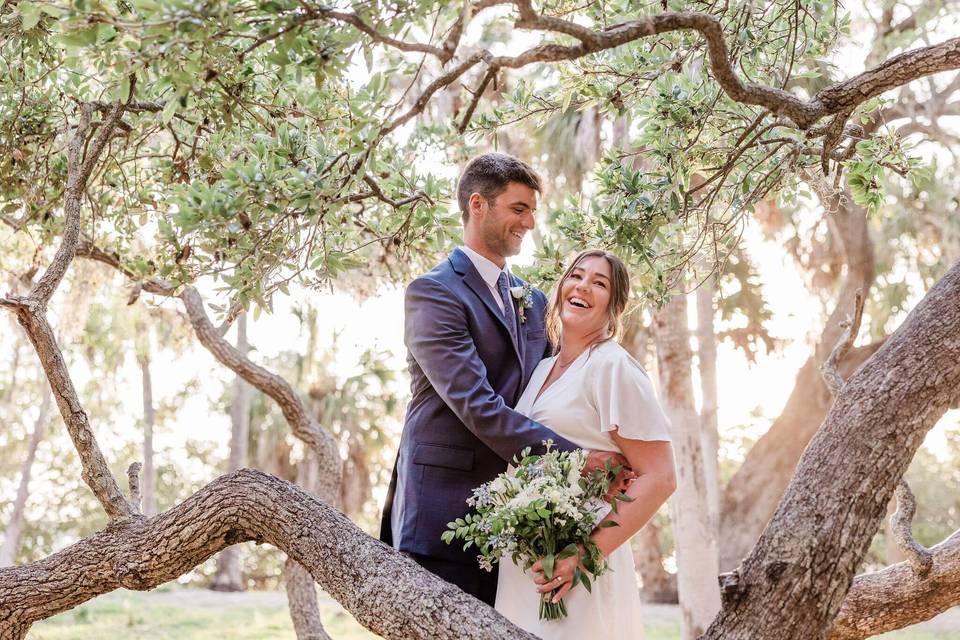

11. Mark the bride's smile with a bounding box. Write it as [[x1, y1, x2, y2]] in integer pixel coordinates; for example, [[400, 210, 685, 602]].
[[559, 256, 613, 340]]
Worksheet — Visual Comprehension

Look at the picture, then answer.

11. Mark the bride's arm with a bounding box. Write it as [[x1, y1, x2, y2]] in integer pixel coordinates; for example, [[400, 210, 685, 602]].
[[533, 431, 675, 602], [591, 430, 676, 558]]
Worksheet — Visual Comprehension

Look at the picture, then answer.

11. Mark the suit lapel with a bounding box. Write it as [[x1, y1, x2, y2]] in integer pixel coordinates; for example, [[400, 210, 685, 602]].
[[450, 249, 523, 367]]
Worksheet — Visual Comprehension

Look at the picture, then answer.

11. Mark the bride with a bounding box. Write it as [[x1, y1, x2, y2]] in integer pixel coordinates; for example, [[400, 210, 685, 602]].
[[494, 249, 677, 639]]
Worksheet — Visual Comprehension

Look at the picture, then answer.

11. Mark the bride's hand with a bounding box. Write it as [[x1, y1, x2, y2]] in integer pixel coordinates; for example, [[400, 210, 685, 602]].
[[532, 550, 583, 603], [583, 449, 637, 501]]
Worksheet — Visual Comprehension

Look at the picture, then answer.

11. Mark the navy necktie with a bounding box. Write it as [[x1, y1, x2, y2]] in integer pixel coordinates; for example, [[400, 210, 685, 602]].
[[497, 271, 519, 345]]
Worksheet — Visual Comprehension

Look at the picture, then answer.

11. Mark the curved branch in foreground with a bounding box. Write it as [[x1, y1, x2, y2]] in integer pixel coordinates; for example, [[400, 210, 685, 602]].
[[890, 480, 934, 576], [72, 245, 341, 502], [179, 287, 342, 504], [828, 529, 960, 640], [0, 469, 535, 640]]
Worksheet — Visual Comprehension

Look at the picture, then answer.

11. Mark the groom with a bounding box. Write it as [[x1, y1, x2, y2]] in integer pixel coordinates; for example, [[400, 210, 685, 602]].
[[379, 153, 625, 606]]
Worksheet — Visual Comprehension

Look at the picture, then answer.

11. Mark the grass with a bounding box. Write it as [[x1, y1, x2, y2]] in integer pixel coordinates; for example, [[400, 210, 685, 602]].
[[27, 590, 960, 639], [29, 589, 377, 640]]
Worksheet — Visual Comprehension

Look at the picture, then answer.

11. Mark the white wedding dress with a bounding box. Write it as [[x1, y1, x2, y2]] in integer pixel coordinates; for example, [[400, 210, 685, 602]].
[[494, 340, 671, 640]]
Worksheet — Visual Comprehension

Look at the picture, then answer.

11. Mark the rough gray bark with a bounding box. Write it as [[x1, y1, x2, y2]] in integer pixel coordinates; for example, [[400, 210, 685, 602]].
[[828, 530, 960, 639], [654, 292, 720, 638], [704, 258, 960, 639], [285, 555, 331, 640], [137, 350, 157, 517], [0, 470, 536, 640], [284, 448, 331, 640], [719, 190, 876, 571], [0, 391, 51, 567], [209, 313, 252, 592]]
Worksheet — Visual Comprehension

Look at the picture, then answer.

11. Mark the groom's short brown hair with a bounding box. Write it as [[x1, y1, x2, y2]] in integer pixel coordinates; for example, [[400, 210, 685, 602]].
[[457, 153, 542, 223]]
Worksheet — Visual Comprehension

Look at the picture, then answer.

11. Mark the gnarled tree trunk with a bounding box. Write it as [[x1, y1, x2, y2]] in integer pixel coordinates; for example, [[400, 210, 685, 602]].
[[704, 258, 960, 639], [655, 291, 721, 638]]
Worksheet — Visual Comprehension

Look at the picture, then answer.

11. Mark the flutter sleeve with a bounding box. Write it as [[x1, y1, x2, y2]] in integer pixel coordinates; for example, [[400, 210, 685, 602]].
[[589, 346, 671, 442]]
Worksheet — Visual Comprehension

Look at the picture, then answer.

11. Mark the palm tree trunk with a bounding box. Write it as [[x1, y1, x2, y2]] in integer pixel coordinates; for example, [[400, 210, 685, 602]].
[[0, 391, 51, 566]]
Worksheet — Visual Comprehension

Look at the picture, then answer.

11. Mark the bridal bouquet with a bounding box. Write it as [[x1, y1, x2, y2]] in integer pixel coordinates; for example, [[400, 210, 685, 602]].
[[442, 442, 629, 620]]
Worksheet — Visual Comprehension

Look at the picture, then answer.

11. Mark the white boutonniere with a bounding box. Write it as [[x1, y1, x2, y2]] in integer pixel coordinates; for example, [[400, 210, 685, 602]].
[[509, 283, 534, 324]]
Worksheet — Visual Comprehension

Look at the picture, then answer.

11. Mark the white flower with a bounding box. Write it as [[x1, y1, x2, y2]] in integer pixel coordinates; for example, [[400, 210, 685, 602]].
[[510, 286, 525, 299]]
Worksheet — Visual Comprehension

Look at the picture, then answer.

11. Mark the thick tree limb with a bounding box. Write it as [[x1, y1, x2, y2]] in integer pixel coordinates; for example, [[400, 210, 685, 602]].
[[720, 189, 876, 571], [704, 258, 960, 638], [829, 529, 960, 639], [0, 470, 536, 640], [486, 9, 960, 130]]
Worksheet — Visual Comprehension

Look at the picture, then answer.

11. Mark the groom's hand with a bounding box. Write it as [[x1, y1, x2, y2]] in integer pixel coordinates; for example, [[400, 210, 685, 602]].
[[583, 450, 636, 500]]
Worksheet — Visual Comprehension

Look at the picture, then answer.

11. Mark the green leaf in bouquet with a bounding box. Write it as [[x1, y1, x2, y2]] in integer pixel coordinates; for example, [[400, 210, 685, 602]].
[[441, 531, 455, 544], [541, 553, 556, 579], [575, 568, 592, 593], [598, 520, 621, 528], [557, 543, 579, 560]]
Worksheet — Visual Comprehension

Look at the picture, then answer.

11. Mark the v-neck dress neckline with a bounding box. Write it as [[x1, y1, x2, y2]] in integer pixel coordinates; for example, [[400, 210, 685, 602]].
[[524, 348, 591, 411]]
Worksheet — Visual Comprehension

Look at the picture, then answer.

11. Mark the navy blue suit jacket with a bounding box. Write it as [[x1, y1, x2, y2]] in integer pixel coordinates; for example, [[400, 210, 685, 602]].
[[379, 248, 576, 564]]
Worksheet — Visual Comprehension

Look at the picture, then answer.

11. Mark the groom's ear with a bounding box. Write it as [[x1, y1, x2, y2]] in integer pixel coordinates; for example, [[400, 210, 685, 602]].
[[467, 192, 486, 221]]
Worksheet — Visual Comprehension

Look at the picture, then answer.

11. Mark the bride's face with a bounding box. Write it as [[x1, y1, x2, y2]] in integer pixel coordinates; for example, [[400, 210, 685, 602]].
[[559, 256, 612, 338]]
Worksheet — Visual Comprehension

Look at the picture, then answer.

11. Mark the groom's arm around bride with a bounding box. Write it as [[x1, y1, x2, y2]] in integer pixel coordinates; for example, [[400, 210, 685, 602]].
[[379, 153, 622, 606]]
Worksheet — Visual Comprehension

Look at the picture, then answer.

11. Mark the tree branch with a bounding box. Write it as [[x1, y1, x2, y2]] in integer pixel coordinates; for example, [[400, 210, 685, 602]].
[[820, 290, 865, 396], [179, 287, 342, 504], [0, 470, 537, 640], [127, 462, 144, 514], [460, 10, 960, 131], [2, 94, 136, 522], [890, 480, 934, 576], [829, 529, 960, 640]]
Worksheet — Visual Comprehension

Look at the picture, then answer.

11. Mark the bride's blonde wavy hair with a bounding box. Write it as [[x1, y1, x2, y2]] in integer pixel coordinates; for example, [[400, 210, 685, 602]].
[[545, 249, 631, 352]]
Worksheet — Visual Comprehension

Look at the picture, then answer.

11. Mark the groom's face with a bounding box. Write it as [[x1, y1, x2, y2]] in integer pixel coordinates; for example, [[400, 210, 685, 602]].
[[472, 182, 538, 260]]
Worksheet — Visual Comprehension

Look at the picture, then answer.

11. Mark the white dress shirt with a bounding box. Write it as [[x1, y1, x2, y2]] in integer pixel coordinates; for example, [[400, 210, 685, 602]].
[[459, 245, 509, 313]]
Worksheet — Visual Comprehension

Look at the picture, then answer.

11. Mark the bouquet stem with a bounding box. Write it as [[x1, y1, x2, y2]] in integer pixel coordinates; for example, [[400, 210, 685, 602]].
[[539, 591, 568, 620]]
